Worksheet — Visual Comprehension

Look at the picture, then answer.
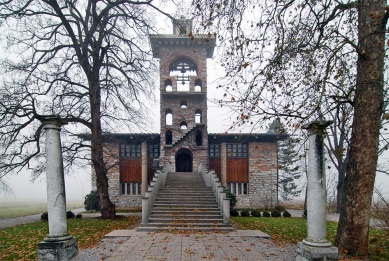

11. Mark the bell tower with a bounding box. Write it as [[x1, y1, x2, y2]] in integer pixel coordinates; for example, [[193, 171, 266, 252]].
[[150, 17, 215, 172]]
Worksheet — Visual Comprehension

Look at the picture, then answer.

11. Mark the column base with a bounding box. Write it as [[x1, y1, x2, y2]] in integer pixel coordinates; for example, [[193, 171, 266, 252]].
[[296, 241, 338, 261], [38, 236, 78, 261]]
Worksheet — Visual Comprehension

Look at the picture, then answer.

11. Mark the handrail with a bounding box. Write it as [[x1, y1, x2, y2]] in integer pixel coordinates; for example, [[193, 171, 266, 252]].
[[198, 163, 230, 224], [141, 162, 171, 224]]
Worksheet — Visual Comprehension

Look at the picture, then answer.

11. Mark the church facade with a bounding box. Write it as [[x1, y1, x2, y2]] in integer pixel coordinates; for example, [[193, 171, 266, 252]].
[[102, 18, 285, 209]]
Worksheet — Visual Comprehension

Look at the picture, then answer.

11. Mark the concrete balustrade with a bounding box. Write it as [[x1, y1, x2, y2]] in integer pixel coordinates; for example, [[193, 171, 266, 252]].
[[141, 163, 171, 224], [198, 163, 230, 224]]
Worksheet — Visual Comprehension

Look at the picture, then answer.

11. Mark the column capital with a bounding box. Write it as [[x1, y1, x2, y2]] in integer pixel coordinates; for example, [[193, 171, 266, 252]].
[[37, 115, 67, 130], [302, 120, 333, 135]]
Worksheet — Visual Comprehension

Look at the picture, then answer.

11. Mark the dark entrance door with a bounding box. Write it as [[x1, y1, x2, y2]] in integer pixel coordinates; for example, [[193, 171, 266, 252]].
[[176, 149, 192, 172]]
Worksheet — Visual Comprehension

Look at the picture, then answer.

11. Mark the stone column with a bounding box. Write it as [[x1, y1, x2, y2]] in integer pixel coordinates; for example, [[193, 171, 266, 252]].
[[37, 117, 78, 261], [220, 142, 227, 187], [296, 120, 338, 261], [141, 141, 148, 196]]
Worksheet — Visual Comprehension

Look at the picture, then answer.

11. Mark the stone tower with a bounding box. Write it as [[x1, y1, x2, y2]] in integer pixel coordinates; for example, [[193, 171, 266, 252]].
[[150, 17, 215, 172]]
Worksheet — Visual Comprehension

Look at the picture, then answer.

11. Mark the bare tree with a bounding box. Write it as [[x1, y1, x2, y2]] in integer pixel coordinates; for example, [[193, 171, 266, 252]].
[[193, 0, 388, 257], [0, 0, 171, 218]]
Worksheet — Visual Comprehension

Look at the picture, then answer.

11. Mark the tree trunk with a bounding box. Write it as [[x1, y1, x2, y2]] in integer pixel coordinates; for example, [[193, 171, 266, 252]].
[[336, 169, 344, 214], [90, 79, 116, 219], [335, 0, 385, 256]]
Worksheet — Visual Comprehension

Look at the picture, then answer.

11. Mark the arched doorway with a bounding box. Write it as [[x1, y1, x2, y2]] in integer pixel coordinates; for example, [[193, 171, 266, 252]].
[[175, 148, 192, 172]]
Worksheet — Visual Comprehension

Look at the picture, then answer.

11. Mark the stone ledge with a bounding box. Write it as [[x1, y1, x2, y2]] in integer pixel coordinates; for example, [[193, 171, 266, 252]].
[[296, 242, 338, 261], [38, 237, 78, 261]]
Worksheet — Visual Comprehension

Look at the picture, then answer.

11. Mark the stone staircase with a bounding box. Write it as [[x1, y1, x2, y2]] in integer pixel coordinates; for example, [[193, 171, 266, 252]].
[[138, 172, 234, 232]]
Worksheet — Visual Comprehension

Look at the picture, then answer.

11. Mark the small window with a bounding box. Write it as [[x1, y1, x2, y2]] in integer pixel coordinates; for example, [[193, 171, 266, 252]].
[[195, 109, 202, 123], [148, 144, 159, 158], [165, 79, 172, 92], [196, 130, 202, 146], [120, 144, 141, 158], [121, 182, 142, 195], [195, 79, 202, 92], [227, 143, 248, 158], [165, 109, 172, 125], [166, 130, 172, 145], [209, 144, 220, 158], [180, 121, 187, 129], [180, 100, 188, 108], [228, 183, 248, 195]]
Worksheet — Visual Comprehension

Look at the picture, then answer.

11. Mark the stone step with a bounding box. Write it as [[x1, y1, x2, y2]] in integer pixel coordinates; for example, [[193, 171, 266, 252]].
[[138, 171, 233, 232], [151, 209, 222, 214], [155, 196, 216, 202], [140, 222, 231, 228], [137, 226, 235, 232], [154, 201, 219, 205], [148, 218, 224, 223]]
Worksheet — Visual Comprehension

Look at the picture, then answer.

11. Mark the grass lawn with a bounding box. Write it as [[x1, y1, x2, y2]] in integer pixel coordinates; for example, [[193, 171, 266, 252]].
[[0, 216, 141, 261], [231, 216, 389, 261], [0, 201, 84, 219]]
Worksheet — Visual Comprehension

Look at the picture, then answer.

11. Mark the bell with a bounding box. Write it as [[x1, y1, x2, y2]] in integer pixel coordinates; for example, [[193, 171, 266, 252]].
[[181, 69, 186, 73], [181, 80, 185, 85]]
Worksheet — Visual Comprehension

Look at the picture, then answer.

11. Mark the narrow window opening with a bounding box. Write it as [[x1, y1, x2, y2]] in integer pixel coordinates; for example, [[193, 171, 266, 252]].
[[196, 130, 202, 146], [166, 130, 172, 145], [195, 109, 202, 123], [165, 109, 172, 125], [164, 79, 173, 92]]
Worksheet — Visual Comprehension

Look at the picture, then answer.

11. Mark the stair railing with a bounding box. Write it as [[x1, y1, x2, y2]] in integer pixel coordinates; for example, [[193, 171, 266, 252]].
[[141, 162, 171, 224], [198, 163, 230, 224]]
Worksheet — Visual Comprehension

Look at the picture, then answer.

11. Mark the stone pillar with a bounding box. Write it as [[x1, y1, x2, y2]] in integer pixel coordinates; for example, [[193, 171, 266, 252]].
[[37, 117, 78, 261], [141, 141, 148, 196], [220, 142, 227, 187], [296, 120, 337, 261]]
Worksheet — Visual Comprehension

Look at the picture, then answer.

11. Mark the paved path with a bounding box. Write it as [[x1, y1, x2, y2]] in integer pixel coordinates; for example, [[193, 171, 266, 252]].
[[73, 230, 297, 261]]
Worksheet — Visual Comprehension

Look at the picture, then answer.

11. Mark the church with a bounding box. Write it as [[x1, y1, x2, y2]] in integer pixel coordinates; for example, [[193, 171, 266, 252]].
[[101, 17, 285, 209]]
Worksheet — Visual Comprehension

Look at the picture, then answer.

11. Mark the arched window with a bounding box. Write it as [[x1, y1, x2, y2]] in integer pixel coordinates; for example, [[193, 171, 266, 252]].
[[165, 79, 172, 92], [180, 100, 187, 108], [195, 109, 202, 123], [166, 130, 172, 145], [169, 58, 197, 92], [195, 79, 202, 92], [165, 109, 172, 125], [180, 121, 188, 129], [196, 130, 202, 146]]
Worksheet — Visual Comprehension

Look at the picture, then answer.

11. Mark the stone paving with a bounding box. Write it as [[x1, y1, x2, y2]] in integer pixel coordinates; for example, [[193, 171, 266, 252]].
[[100, 230, 296, 261]]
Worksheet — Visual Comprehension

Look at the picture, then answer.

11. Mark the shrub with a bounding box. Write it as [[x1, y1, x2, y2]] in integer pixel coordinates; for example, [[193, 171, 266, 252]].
[[84, 190, 100, 211], [283, 210, 291, 217], [76, 214, 82, 219], [262, 211, 270, 217], [251, 209, 261, 217], [274, 205, 286, 212], [41, 212, 48, 221], [240, 209, 250, 217], [225, 190, 237, 209], [271, 210, 281, 217], [230, 209, 239, 217], [66, 210, 75, 219]]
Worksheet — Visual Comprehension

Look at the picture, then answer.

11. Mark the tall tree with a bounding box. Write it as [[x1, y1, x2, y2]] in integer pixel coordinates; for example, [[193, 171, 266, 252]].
[[0, 0, 170, 218], [193, 0, 388, 256], [267, 118, 302, 201]]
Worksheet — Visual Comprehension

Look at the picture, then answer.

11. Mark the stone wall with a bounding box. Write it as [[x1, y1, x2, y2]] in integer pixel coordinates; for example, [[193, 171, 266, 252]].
[[105, 142, 143, 209], [234, 142, 278, 209]]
